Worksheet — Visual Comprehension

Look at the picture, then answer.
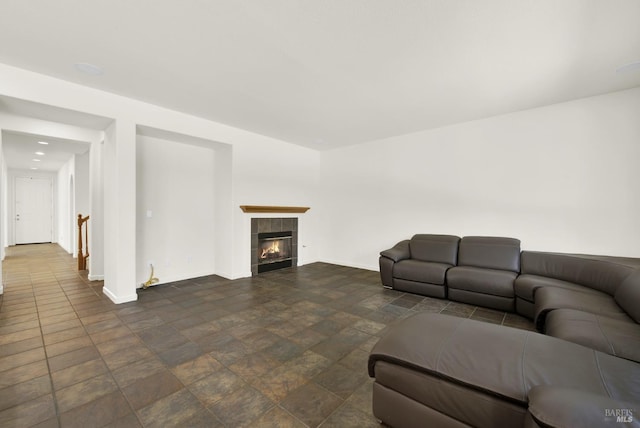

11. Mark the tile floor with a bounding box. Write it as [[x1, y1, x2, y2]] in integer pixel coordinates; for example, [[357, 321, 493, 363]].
[[0, 244, 534, 427]]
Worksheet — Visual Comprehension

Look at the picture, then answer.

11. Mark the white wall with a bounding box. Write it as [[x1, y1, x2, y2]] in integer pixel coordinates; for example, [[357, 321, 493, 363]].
[[57, 152, 89, 256], [0, 130, 4, 294], [102, 120, 137, 304], [88, 139, 104, 280], [74, 151, 90, 258], [0, 131, 5, 252], [134, 130, 321, 281], [56, 157, 73, 253], [136, 135, 216, 285], [75, 151, 90, 218], [212, 143, 233, 279], [319, 88, 640, 270]]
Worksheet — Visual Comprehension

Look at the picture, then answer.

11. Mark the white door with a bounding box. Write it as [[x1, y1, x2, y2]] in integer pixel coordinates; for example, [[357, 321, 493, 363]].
[[15, 177, 53, 244]]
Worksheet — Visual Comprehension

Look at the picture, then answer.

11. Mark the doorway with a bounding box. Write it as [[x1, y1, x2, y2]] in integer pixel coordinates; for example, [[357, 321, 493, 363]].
[[15, 176, 53, 244]]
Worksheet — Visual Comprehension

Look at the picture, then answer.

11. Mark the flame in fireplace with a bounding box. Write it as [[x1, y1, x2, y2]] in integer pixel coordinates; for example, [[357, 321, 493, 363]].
[[260, 241, 280, 259]]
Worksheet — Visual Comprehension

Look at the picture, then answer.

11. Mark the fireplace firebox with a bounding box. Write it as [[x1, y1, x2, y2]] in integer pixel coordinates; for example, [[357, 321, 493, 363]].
[[251, 218, 298, 275], [257, 231, 293, 273]]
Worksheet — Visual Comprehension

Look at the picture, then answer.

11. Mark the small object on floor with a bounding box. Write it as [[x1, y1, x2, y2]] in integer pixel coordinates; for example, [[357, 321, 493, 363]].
[[141, 264, 159, 289]]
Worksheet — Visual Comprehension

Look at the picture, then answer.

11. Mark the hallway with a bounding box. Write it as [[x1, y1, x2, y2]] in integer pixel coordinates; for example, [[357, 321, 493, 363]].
[[0, 244, 112, 426]]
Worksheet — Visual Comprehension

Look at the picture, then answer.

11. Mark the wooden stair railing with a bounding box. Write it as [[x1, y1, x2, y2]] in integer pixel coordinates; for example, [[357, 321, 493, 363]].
[[77, 214, 90, 271]]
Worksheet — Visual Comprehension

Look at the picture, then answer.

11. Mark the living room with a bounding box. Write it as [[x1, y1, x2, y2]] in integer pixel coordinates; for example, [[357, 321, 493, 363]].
[[1, 3, 639, 302], [3, 79, 637, 303], [0, 2, 639, 426]]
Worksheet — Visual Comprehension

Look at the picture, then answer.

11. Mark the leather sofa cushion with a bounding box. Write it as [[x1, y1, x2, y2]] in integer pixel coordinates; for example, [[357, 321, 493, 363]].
[[527, 386, 640, 428], [521, 251, 635, 296], [614, 270, 640, 323], [409, 234, 460, 265], [369, 313, 640, 406], [394, 260, 451, 285], [446, 266, 516, 298], [457, 236, 521, 272], [545, 309, 640, 363], [534, 287, 629, 331], [514, 274, 602, 302]]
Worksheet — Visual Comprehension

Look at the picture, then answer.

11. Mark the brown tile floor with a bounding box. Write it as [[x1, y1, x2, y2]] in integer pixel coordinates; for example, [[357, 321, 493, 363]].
[[0, 244, 534, 427]]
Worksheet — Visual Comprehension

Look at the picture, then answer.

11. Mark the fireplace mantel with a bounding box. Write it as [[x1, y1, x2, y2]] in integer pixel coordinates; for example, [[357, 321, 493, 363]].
[[240, 205, 310, 214]]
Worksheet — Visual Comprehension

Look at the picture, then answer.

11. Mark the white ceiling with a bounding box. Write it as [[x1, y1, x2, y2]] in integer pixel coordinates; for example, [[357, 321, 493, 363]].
[[0, 96, 108, 171], [0, 96, 113, 131], [2, 130, 90, 172], [0, 0, 639, 150]]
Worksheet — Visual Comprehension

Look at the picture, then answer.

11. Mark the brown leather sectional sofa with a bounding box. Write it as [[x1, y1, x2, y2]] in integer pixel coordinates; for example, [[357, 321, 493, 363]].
[[369, 313, 640, 427], [372, 234, 640, 427]]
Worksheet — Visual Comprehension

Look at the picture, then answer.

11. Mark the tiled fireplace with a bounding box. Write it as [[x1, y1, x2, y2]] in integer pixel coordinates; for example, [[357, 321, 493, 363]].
[[251, 218, 298, 275]]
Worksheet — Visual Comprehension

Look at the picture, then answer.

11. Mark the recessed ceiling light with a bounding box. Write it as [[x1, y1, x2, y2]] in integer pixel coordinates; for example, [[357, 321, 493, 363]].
[[74, 62, 104, 75], [38, 141, 49, 145], [616, 61, 640, 74], [35, 151, 45, 156], [32, 159, 41, 162], [30, 167, 38, 170]]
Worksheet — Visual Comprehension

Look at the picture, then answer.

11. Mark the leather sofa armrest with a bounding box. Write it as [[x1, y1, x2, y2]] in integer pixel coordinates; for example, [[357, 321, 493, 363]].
[[528, 385, 639, 428], [380, 240, 411, 262]]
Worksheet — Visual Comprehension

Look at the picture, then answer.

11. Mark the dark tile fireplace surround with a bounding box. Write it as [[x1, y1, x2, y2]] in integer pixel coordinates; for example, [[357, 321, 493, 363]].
[[251, 217, 298, 275]]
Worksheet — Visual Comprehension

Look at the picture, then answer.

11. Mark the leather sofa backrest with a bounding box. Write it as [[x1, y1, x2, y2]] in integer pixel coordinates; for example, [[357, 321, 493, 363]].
[[614, 270, 640, 322], [521, 252, 635, 296], [409, 234, 460, 265], [457, 236, 521, 272]]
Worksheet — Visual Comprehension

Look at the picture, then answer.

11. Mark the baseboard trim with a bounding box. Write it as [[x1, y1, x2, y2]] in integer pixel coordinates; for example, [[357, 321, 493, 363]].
[[102, 287, 137, 304], [88, 274, 104, 281], [213, 270, 234, 280], [318, 259, 379, 272], [225, 271, 252, 280], [136, 270, 217, 288]]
